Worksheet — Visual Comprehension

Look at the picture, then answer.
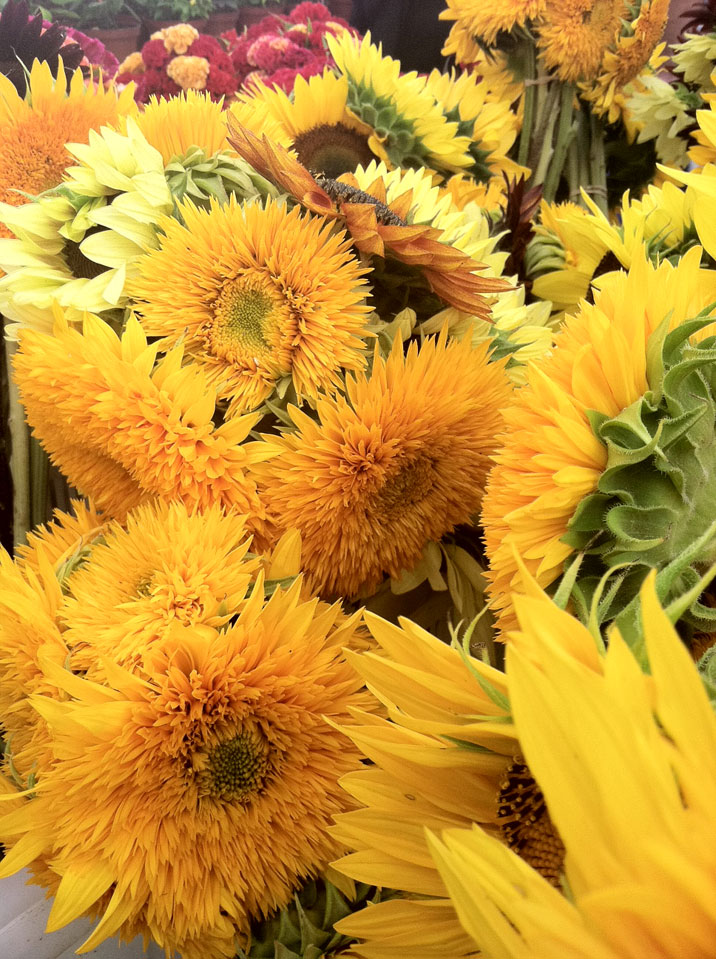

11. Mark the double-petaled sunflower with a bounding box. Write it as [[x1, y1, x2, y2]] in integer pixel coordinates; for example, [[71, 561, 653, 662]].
[[252, 332, 513, 599], [538, 0, 627, 84], [0, 500, 372, 959], [440, 0, 547, 56], [0, 59, 135, 240], [13, 309, 268, 532], [130, 196, 372, 415], [429, 575, 716, 958]]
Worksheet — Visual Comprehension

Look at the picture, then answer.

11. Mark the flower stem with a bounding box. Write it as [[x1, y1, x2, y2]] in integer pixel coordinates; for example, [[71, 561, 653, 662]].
[[588, 110, 608, 215], [4, 337, 29, 549], [542, 83, 576, 203], [518, 40, 537, 168]]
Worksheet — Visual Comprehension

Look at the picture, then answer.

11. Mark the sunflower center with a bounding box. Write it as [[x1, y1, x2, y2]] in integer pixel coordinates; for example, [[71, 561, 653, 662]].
[[62, 234, 109, 281], [497, 758, 565, 887], [293, 122, 376, 179], [207, 277, 292, 374], [201, 730, 271, 803], [375, 457, 435, 517]]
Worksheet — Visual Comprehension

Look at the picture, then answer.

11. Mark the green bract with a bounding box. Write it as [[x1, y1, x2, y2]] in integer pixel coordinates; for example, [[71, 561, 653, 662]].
[[562, 314, 716, 648]]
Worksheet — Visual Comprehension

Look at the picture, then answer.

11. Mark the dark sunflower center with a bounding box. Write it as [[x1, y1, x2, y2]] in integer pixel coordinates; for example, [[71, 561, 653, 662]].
[[497, 758, 565, 887], [293, 122, 376, 179], [203, 730, 271, 803], [62, 231, 109, 281], [375, 457, 435, 517], [315, 176, 407, 226]]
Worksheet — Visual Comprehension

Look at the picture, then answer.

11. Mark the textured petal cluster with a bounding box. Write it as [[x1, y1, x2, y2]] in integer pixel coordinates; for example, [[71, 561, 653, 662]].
[[253, 333, 513, 598], [0, 500, 372, 959]]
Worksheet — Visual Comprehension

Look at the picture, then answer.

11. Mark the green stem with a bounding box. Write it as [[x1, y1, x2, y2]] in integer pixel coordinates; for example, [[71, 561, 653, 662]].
[[518, 41, 536, 168], [588, 110, 608, 215], [530, 81, 561, 188], [542, 83, 576, 203], [4, 337, 29, 550], [29, 435, 49, 531]]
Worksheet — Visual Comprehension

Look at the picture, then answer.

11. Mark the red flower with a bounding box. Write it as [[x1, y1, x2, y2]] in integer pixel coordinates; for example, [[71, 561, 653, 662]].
[[135, 67, 180, 101], [141, 37, 170, 69], [289, 2, 332, 22], [205, 66, 236, 98], [187, 34, 222, 60], [245, 14, 284, 40]]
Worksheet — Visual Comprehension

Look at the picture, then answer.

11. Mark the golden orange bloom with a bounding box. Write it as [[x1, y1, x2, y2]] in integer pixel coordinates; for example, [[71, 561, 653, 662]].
[[130, 197, 372, 415], [166, 54, 210, 91], [538, 0, 627, 83], [0, 509, 372, 959], [13, 309, 268, 534], [253, 333, 513, 598], [0, 59, 136, 238]]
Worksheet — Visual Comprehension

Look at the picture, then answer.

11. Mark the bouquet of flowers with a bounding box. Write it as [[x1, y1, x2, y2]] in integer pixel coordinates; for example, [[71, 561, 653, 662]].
[[0, 1, 716, 958], [225, 1, 358, 92], [117, 22, 236, 101]]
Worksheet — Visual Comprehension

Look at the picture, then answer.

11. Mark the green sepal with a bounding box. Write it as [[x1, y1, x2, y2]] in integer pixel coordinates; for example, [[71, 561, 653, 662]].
[[559, 315, 716, 648]]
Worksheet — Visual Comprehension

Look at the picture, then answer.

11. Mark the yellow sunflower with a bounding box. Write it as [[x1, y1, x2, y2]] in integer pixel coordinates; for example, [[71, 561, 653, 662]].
[[0, 534, 372, 958], [440, 0, 547, 52], [482, 249, 716, 634], [326, 31, 473, 174], [228, 70, 386, 178], [346, 160, 553, 376], [13, 308, 268, 532], [0, 59, 135, 239], [133, 90, 229, 164], [0, 119, 173, 337], [252, 332, 513, 599], [330, 611, 518, 959], [581, 0, 670, 122], [424, 69, 525, 186], [129, 197, 372, 415], [62, 502, 261, 679], [429, 575, 716, 958], [226, 117, 509, 318], [538, 0, 627, 84]]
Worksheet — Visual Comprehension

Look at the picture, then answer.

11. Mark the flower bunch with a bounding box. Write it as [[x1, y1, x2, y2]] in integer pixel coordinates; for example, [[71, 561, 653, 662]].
[[117, 22, 236, 102], [225, 1, 358, 93]]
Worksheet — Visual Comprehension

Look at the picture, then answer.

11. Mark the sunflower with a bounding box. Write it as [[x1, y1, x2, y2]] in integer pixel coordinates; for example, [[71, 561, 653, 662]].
[[0, 59, 135, 239], [581, 0, 670, 122], [538, 0, 626, 84], [326, 31, 473, 174], [252, 332, 513, 599], [130, 197, 372, 415], [0, 0, 83, 95], [228, 70, 387, 179], [330, 609, 564, 959], [133, 90, 229, 164], [226, 117, 510, 318], [0, 522, 372, 959], [527, 182, 699, 314], [482, 250, 716, 634], [424, 69, 525, 186], [13, 308, 268, 532], [0, 120, 173, 337], [62, 502, 261, 680], [429, 574, 716, 958], [346, 160, 553, 375], [440, 0, 547, 52]]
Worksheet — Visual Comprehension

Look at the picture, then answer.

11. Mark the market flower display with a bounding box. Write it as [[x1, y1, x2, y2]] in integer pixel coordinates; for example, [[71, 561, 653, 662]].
[[1, 1, 715, 957]]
